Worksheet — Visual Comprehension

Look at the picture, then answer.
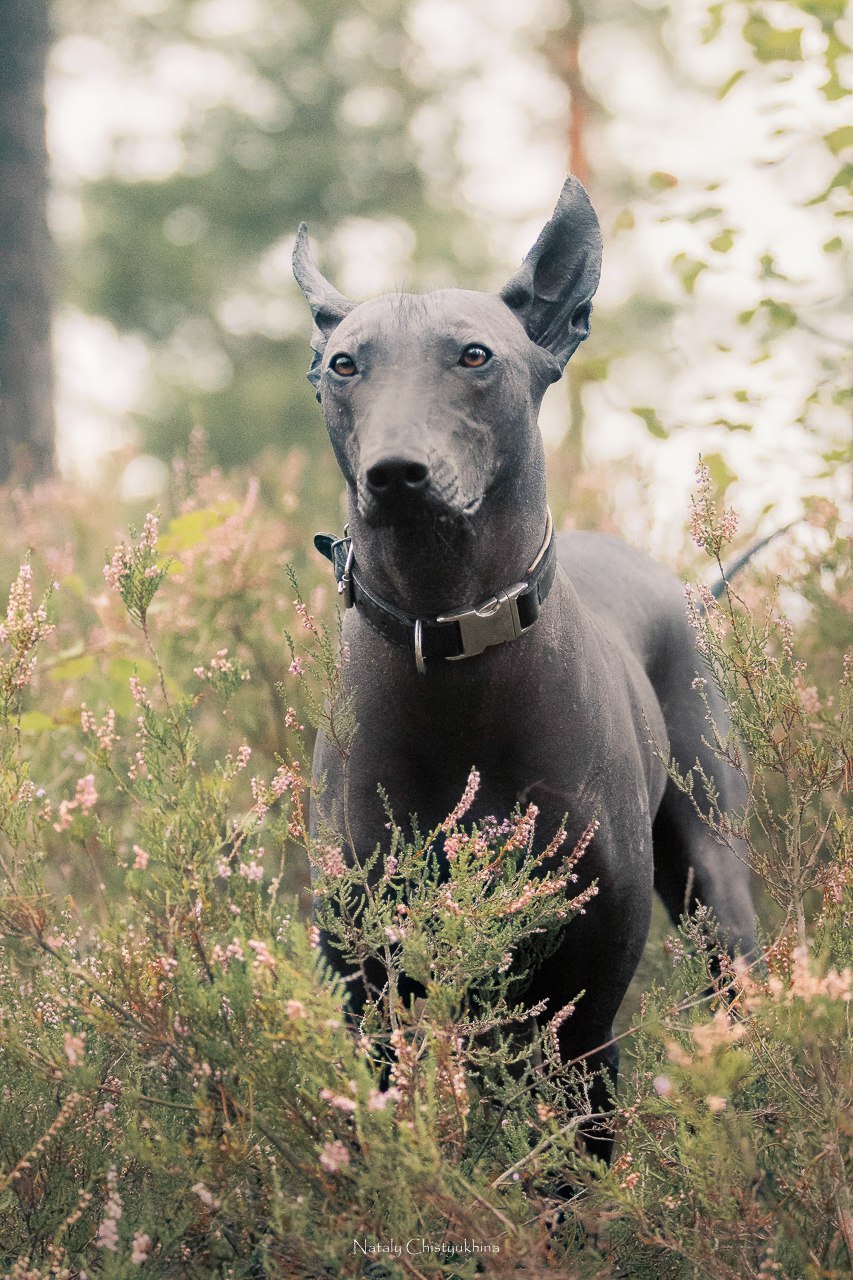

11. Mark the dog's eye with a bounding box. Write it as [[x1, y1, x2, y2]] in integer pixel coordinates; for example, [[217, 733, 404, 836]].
[[460, 344, 492, 368], [329, 353, 358, 377]]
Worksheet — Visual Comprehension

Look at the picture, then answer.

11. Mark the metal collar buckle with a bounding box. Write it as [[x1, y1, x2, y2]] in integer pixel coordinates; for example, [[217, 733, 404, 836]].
[[437, 581, 529, 661], [337, 539, 355, 609]]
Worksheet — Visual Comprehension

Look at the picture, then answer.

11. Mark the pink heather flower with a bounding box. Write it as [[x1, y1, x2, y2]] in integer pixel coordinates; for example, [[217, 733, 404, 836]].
[[191, 1182, 216, 1208], [285, 999, 306, 1019], [502, 802, 540, 854], [319, 845, 346, 878], [293, 598, 318, 634], [320, 1088, 357, 1114], [248, 939, 275, 970], [250, 777, 269, 822], [236, 743, 251, 770], [16, 780, 35, 806], [706, 1095, 727, 1113], [437, 888, 462, 915], [64, 1031, 85, 1065], [240, 860, 264, 883], [96, 708, 118, 750], [132, 845, 149, 870], [96, 1216, 120, 1253], [794, 676, 821, 717], [95, 1168, 123, 1252], [225, 939, 244, 963], [441, 767, 481, 832], [367, 1086, 401, 1112], [309, 926, 321, 948], [284, 706, 303, 731], [289, 657, 305, 676], [131, 1232, 151, 1265], [104, 546, 130, 592], [78, 774, 97, 813], [271, 766, 296, 798], [1, 563, 55, 690], [319, 1139, 350, 1173], [216, 860, 232, 879], [129, 675, 148, 707], [141, 512, 159, 550], [53, 775, 98, 831], [653, 1075, 673, 1097], [444, 834, 460, 860]]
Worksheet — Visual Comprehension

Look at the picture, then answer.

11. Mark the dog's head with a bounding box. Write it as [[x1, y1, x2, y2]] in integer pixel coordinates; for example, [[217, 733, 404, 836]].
[[293, 177, 602, 530]]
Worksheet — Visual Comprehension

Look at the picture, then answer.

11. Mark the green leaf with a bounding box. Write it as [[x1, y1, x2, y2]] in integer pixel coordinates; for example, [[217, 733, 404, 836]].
[[687, 207, 724, 223], [19, 711, 60, 735], [650, 171, 678, 190], [823, 236, 843, 253], [821, 70, 848, 101], [612, 208, 635, 233], [759, 254, 788, 281], [673, 253, 708, 295], [824, 125, 853, 155], [718, 69, 746, 99], [108, 657, 157, 687], [48, 654, 96, 683], [743, 14, 803, 62], [801, 0, 847, 26], [760, 299, 797, 332], [703, 452, 738, 493], [709, 229, 736, 253], [702, 2, 725, 43], [158, 503, 240, 555], [631, 407, 669, 439], [806, 162, 853, 201], [57, 573, 87, 599], [712, 419, 753, 433]]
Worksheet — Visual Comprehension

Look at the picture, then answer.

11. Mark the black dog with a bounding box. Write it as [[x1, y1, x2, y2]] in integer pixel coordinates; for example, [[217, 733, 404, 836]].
[[294, 177, 756, 1154]]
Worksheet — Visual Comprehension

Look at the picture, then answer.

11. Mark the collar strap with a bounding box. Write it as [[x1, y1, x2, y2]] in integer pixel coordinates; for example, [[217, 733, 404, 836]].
[[314, 510, 556, 674]]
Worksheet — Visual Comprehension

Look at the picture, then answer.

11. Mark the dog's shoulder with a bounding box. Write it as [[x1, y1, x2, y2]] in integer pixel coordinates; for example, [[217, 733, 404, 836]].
[[555, 530, 692, 666]]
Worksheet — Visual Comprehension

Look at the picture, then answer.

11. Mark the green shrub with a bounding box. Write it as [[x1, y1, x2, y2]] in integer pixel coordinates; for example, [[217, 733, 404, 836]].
[[0, 461, 848, 1278]]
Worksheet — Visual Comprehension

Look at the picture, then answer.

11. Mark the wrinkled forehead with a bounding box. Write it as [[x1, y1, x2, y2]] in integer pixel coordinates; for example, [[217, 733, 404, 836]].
[[327, 289, 527, 353]]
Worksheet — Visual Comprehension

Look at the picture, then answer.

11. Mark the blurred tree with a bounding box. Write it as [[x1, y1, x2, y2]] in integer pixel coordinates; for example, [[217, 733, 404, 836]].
[[537, 0, 851, 538], [55, 0, 489, 468], [0, 0, 55, 483]]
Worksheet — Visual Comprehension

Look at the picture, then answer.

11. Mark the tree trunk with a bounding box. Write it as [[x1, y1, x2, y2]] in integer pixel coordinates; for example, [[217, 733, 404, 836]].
[[0, 0, 55, 484]]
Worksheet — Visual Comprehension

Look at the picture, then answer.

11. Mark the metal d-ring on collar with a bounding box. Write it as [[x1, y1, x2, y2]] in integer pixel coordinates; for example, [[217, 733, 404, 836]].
[[313, 509, 556, 675], [414, 618, 426, 675]]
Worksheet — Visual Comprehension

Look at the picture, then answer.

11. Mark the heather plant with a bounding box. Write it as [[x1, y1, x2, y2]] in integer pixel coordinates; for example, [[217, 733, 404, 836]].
[[0, 465, 849, 1279], [680, 461, 850, 952], [0, 513, 612, 1277], [573, 465, 852, 1279]]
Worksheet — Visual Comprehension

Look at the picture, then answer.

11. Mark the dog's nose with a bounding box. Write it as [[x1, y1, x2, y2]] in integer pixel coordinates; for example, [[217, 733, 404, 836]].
[[365, 456, 430, 497]]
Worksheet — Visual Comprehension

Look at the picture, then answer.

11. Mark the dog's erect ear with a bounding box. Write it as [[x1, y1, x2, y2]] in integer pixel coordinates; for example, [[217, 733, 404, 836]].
[[500, 176, 602, 371], [292, 223, 356, 396]]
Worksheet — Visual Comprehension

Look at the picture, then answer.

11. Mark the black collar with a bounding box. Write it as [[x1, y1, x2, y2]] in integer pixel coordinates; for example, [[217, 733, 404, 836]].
[[314, 511, 556, 674]]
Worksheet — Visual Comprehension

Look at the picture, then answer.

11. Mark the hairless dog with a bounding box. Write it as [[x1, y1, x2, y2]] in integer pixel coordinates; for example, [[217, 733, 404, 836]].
[[293, 177, 756, 1158]]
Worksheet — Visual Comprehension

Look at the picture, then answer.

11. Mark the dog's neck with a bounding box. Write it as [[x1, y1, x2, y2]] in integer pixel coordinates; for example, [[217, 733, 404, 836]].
[[344, 471, 549, 620]]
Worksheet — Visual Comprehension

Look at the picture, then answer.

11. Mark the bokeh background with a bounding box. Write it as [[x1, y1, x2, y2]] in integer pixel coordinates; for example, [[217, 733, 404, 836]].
[[3, 0, 850, 556]]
